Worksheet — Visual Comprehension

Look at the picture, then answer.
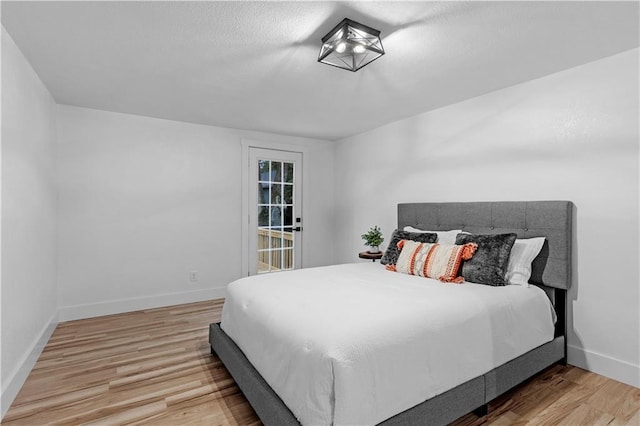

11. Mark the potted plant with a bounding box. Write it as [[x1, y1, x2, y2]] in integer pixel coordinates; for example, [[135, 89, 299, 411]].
[[361, 226, 384, 253]]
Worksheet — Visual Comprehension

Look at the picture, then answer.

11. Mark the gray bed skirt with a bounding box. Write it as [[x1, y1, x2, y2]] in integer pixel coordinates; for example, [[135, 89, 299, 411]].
[[209, 322, 565, 426]]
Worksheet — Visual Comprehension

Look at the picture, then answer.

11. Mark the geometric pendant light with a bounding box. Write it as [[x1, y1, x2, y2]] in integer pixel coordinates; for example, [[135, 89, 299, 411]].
[[318, 18, 385, 72]]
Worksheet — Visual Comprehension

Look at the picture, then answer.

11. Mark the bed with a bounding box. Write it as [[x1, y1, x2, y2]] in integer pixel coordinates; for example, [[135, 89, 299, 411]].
[[209, 201, 574, 425]]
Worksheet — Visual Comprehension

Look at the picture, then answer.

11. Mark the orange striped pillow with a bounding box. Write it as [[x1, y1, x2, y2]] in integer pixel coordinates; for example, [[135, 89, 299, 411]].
[[386, 240, 478, 283]]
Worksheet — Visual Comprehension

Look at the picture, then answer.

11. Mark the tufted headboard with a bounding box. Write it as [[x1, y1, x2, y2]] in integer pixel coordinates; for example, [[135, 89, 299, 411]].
[[397, 201, 574, 290]]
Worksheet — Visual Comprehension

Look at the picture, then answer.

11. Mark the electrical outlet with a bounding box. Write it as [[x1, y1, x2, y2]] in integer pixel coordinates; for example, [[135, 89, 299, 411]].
[[189, 271, 198, 282]]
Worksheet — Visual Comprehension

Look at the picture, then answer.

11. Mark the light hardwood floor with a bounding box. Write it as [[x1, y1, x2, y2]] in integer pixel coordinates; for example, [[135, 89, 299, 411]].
[[3, 299, 638, 425]]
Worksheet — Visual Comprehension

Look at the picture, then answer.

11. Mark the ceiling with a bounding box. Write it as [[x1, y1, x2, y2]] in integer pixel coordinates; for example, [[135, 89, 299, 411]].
[[2, 1, 638, 141]]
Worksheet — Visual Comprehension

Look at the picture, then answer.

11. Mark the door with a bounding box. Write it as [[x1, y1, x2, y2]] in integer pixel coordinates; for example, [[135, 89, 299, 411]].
[[248, 148, 302, 275]]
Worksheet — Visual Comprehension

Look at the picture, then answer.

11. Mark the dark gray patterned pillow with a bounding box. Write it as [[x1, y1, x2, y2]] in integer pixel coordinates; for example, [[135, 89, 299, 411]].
[[380, 230, 438, 265], [454, 233, 517, 286]]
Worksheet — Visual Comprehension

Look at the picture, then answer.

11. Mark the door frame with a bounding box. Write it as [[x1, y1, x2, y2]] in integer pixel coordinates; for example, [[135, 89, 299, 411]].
[[241, 139, 307, 277]]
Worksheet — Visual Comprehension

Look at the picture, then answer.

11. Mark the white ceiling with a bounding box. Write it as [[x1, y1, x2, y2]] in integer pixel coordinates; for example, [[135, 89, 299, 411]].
[[2, 1, 638, 141]]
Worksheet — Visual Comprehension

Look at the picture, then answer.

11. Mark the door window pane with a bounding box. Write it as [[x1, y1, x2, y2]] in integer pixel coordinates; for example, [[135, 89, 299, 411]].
[[282, 248, 294, 270], [256, 157, 297, 274], [284, 162, 294, 183], [272, 161, 282, 182], [270, 206, 282, 227], [271, 250, 282, 270], [258, 182, 269, 204], [270, 183, 281, 204], [258, 208, 269, 226], [284, 184, 293, 204], [259, 160, 270, 181], [283, 206, 293, 227], [258, 250, 269, 273], [271, 230, 282, 248]]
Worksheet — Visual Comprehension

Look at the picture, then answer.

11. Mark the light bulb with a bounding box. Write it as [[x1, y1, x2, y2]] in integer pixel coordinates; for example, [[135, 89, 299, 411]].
[[336, 42, 346, 53], [353, 45, 365, 54]]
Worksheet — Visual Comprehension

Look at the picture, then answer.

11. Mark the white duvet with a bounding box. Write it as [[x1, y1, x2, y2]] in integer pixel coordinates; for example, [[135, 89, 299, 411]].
[[221, 263, 555, 426]]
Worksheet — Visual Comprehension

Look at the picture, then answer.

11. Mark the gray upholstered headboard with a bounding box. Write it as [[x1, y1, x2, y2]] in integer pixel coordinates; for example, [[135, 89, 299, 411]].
[[397, 201, 574, 290]]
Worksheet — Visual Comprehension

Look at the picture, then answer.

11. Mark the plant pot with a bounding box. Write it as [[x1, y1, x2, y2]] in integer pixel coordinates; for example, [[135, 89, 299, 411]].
[[368, 246, 380, 254]]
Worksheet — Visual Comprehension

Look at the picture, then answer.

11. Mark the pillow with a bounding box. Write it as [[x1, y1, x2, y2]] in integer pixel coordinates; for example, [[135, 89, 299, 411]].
[[386, 240, 477, 283], [454, 233, 517, 286], [404, 226, 466, 245], [505, 237, 546, 286], [380, 229, 437, 265]]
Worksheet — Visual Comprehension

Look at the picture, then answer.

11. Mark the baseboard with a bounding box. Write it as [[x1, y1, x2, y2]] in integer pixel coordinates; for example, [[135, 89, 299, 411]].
[[57, 287, 227, 322], [567, 344, 639, 388], [1, 310, 58, 419]]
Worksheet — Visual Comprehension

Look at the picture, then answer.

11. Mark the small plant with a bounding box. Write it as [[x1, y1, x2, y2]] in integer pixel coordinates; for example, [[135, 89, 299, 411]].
[[361, 225, 384, 248]]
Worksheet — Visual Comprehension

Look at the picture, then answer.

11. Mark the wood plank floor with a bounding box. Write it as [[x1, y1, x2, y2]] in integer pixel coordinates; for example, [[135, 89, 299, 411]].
[[3, 299, 638, 425]]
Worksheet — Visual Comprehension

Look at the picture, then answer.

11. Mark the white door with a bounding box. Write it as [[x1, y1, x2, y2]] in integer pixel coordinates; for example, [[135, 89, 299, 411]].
[[248, 148, 302, 275]]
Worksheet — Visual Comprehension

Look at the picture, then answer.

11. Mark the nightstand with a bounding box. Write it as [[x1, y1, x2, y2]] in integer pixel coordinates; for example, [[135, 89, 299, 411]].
[[359, 251, 383, 262]]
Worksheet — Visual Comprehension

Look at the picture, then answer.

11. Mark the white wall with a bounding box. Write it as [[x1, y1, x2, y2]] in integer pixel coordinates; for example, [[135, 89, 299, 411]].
[[56, 105, 334, 320], [1, 27, 58, 416], [333, 49, 639, 387]]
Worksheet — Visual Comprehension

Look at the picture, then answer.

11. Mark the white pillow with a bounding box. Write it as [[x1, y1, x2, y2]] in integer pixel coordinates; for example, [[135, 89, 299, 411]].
[[505, 237, 545, 286], [403, 226, 465, 245]]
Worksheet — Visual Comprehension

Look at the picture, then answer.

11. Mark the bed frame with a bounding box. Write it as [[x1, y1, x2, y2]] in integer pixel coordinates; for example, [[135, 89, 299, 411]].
[[209, 200, 574, 425]]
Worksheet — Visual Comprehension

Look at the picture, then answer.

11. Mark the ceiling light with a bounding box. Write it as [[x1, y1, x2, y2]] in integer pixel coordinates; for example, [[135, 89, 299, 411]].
[[318, 18, 385, 72]]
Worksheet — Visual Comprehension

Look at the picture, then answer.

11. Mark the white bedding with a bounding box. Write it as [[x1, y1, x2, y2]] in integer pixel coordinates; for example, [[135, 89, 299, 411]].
[[221, 262, 556, 426]]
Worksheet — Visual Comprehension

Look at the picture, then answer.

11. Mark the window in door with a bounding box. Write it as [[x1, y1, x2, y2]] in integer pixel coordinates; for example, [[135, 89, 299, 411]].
[[248, 148, 302, 275]]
